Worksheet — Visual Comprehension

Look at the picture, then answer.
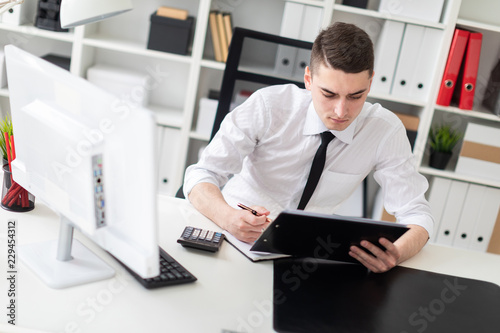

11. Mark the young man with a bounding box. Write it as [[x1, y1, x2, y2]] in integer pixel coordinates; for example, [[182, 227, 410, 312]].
[[183, 22, 433, 273]]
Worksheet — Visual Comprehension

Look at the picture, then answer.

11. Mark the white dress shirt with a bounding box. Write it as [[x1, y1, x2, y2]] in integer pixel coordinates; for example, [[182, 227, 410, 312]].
[[184, 84, 434, 236]]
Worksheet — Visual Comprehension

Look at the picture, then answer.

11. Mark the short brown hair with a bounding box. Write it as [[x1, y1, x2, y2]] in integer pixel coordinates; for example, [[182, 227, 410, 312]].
[[310, 22, 374, 77]]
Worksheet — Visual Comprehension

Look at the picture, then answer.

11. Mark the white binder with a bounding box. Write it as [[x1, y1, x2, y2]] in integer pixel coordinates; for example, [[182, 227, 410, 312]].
[[453, 183, 486, 249], [409, 27, 442, 101], [275, 1, 304, 77], [371, 20, 405, 95], [378, 0, 445, 23], [469, 186, 500, 252], [275, 46, 298, 78], [392, 24, 426, 98], [427, 177, 452, 243], [157, 126, 181, 195], [292, 5, 323, 80], [435, 180, 469, 246]]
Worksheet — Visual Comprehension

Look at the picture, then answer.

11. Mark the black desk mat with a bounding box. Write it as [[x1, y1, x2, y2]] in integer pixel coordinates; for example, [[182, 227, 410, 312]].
[[273, 257, 500, 333]]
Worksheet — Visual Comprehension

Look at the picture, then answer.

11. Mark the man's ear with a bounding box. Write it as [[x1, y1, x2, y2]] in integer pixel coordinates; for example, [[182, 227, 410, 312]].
[[304, 66, 312, 91]]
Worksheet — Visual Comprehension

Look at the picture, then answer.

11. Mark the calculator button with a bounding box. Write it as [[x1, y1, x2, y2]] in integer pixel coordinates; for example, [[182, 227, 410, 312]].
[[190, 228, 201, 240], [198, 229, 208, 240], [206, 231, 214, 241]]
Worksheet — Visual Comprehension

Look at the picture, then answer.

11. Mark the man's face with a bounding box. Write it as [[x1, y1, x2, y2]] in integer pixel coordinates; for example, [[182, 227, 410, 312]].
[[304, 64, 373, 131]]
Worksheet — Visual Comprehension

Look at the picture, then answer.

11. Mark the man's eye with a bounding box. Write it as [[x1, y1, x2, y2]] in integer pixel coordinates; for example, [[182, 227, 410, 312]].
[[323, 94, 336, 98], [349, 95, 362, 100]]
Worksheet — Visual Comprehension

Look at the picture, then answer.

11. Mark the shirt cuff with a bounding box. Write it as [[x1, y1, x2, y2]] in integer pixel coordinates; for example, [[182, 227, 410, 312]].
[[397, 215, 434, 240]]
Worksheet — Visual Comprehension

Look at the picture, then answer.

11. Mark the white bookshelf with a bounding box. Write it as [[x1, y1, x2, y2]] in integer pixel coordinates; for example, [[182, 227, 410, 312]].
[[1, 0, 499, 196]]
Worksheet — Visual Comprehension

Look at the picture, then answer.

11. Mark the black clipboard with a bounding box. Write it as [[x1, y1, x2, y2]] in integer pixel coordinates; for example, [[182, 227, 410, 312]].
[[250, 210, 409, 263]]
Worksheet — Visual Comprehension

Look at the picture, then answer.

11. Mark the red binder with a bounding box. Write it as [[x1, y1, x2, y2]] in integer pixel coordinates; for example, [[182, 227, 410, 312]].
[[457, 32, 483, 110], [436, 29, 470, 106]]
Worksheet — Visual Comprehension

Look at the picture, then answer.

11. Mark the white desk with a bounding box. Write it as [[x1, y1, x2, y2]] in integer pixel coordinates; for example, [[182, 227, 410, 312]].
[[2, 196, 500, 333]]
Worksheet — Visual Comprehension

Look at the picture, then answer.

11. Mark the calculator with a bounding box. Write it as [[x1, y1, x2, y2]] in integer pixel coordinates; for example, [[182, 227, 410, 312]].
[[177, 226, 225, 252]]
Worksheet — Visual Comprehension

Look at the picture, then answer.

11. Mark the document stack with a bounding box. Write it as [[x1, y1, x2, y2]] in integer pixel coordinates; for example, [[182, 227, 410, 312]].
[[436, 28, 483, 110], [371, 20, 442, 103], [428, 176, 500, 254]]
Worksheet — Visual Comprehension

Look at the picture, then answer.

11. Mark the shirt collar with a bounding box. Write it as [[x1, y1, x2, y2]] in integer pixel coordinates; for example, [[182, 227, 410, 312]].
[[303, 101, 363, 145]]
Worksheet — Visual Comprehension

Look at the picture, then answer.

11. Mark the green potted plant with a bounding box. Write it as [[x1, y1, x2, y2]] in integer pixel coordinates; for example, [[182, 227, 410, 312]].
[[428, 124, 462, 170]]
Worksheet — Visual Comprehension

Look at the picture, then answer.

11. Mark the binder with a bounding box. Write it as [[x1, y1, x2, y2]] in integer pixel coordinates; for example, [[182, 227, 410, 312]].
[[409, 27, 442, 101], [453, 183, 486, 249], [436, 29, 470, 106], [482, 57, 500, 116], [371, 20, 405, 95], [435, 180, 468, 246], [455, 32, 483, 110], [392, 24, 425, 98], [378, 0, 444, 23], [157, 126, 181, 195], [469, 186, 500, 252], [427, 177, 452, 243], [275, 1, 304, 77], [292, 5, 323, 80]]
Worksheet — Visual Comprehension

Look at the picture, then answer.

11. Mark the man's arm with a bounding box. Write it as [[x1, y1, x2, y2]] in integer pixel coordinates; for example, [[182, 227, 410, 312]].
[[349, 224, 428, 273], [188, 182, 271, 243]]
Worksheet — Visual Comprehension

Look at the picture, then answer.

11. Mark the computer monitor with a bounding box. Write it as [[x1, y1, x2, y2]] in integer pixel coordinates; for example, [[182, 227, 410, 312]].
[[5, 45, 159, 289]]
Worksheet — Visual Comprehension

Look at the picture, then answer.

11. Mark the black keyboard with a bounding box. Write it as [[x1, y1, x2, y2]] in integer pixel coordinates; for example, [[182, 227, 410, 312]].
[[116, 247, 197, 289]]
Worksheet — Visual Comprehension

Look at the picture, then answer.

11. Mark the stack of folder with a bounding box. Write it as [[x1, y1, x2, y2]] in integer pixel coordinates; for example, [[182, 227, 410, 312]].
[[436, 28, 483, 110], [371, 20, 442, 102], [428, 176, 500, 254], [208, 11, 233, 63], [274, 1, 323, 80]]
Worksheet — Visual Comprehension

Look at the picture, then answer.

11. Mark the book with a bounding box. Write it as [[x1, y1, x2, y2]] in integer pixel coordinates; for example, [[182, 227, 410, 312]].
[[223, 12, 233, 50], [209, 11, 223, 62], [216, 12, 228, 62], [156, 6, 188, 20]]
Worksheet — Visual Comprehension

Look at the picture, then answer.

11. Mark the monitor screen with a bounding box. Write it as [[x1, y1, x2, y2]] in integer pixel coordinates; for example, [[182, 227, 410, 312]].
[[5, 45, 159, 288]]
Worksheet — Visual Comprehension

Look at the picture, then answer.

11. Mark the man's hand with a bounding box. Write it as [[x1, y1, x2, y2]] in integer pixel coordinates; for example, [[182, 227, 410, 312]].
[[349, 238, 400, 273], [223, 206, 271, 243], [349, 224, 429, 273], [188, 183, 272, 243]]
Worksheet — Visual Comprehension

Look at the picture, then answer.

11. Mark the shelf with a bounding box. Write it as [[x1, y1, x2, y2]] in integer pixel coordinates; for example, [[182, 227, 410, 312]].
[[333, 4, 446, 30], [367, 92, 428, 108], [0, 23, 75, 42], [200, 59, 226, 71], [189, 131, 210, 141], [456, 19, 500, 33], [149, 105, 183, 128], [83, 34, 193, 64], [287, 0, 325, 7], [419, 166, 500, 188], [434, 105, 500, 123]]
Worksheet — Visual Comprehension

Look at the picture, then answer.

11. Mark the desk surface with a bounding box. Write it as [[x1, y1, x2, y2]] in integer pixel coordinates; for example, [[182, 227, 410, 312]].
[[1, 196, 500, 333]]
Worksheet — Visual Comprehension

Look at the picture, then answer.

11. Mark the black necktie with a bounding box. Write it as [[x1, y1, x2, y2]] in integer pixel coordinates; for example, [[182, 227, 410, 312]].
[[297, 131, 335, 210]]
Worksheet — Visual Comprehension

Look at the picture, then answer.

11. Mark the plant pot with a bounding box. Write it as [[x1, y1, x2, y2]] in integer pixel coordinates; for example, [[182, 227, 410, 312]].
[[1, 164, 35, 212], [429, 151, 452, 170]]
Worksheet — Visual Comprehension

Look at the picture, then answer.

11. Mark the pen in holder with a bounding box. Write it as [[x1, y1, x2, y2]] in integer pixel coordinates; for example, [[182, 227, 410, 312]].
[[1, 164, 35, 212]]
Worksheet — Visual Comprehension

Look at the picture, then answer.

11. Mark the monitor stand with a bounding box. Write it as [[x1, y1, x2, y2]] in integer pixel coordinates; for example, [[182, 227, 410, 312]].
[[18, 216, 115, 289]]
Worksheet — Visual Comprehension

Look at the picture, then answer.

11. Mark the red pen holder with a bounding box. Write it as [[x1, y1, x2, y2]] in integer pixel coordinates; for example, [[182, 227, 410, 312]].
[[1, 164, 35, 212]]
